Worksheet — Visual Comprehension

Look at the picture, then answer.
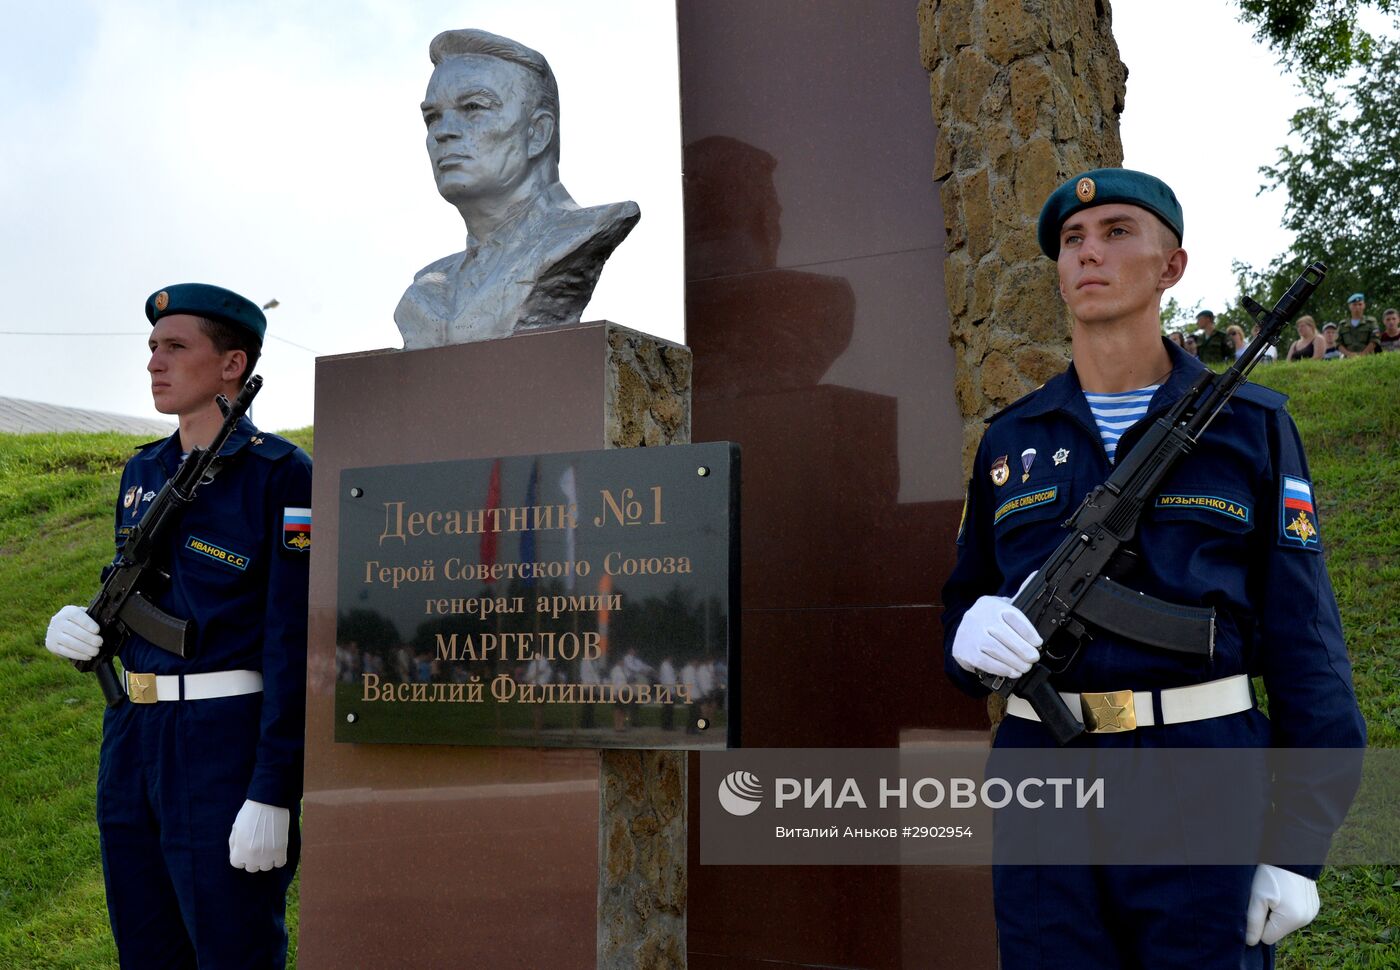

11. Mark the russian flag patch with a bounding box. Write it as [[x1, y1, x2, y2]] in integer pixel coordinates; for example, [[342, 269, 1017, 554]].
[[1279, 476, 1319, 549], [283, 507, 312, 551]]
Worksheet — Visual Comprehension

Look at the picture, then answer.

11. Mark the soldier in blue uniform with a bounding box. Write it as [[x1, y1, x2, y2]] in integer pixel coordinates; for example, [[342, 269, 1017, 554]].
[[45, 283, 311, 969], [941, 170, 1366, 968]]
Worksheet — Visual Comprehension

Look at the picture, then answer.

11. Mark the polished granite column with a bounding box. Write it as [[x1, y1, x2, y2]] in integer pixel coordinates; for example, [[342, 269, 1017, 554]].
[[677, 1, 996, 967]]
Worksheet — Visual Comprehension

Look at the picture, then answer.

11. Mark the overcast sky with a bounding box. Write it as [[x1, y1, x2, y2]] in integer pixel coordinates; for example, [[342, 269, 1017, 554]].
[[0, 1, 1352, 431]]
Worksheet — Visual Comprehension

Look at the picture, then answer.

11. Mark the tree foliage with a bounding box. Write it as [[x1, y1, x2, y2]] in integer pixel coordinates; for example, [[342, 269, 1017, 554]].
[[1239, 32, 1400, 326], [1235, 0, 1399, 75]]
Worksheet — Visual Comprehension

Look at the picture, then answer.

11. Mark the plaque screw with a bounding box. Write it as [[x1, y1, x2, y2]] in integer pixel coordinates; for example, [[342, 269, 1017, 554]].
[[350, 487, 363, 498], [697, 466, 710, 477], [697, 718, 708, 730], [346, 713, 358, 724]]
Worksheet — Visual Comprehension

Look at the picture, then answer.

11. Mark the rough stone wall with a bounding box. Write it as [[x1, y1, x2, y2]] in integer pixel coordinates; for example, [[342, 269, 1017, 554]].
[[597, 750, 688, 969], [605, 325, 693, 450], [599, 322, 690, 969], [918, 0, 1128, 472]]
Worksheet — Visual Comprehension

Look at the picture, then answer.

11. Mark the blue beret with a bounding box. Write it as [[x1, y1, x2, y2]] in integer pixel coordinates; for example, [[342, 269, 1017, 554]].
[[145, 283, 266, 344], [1037, 168, 1184, 259], [1348, 292, 1365, 303]]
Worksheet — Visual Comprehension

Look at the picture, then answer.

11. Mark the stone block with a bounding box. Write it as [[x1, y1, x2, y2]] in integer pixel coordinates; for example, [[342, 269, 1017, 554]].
[[970, 255, 1001, 322], [934, 129, 954, 182], [1014, 136, 1060, 218], [943, 249, 971, 318], [938, 0, 976, 53], [1010, 59, 1052, 140], [917, 0, 941, 69], [961, 167, 994, 260], [604, 813, 636, 886], [985, 0, 1051, 63], [951, 48, 999, 122], [980, 348, 1028, 405], [1015, 344, 1071, 385]]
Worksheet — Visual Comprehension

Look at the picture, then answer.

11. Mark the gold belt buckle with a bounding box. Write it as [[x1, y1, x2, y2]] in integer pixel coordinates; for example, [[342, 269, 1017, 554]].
[[1080, 689, 1136, 732], [126, 672, 158, 704]]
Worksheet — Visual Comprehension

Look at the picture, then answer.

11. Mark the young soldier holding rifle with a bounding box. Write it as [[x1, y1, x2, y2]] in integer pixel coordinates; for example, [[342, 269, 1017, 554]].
[[941, 170, 1366, 967], [44, 284, 311, 969]]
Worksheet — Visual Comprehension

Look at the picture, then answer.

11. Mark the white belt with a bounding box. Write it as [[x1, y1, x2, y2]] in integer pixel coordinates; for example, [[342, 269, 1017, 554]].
[[1005, 674, 1252, 732], [123, 669, 263, 704]]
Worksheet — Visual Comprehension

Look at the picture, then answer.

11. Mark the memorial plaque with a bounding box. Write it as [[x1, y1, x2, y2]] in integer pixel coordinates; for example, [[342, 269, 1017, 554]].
[[334, 442, 738, 750]]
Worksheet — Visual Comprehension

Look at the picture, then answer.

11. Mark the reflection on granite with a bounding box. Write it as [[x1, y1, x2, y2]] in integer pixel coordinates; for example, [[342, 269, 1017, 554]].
[[679, 0, 996, 966]]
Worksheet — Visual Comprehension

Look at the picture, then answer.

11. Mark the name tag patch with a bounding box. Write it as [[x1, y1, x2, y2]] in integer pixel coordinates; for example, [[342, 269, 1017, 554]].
[[1155, 494, 1251, 524], [994, 486, 1058, 525], [283, 507, 312, 551], [1280, 476, 1320, 549], [186, 535, 250, 571]]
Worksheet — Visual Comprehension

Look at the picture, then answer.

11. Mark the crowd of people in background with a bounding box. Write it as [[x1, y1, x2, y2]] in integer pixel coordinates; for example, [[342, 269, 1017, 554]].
[[1170, 293, 1400, 365]]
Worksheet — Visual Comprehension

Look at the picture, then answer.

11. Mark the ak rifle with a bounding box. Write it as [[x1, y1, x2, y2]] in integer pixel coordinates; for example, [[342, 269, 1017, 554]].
[[74, 376, 263, 706], [977, 263, 1327, 744]]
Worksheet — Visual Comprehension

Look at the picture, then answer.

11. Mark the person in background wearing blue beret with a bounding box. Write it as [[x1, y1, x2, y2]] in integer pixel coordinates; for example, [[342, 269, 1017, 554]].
[[941, 169, 1366, 967], [44, 283, 311, 969]]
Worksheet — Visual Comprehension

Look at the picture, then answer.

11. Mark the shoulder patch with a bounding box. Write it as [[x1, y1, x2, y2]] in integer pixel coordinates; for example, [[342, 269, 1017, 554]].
[[1233, 381, 1288, 411], [283, 507, 312, 551], [1279, 476, 1321, 551]]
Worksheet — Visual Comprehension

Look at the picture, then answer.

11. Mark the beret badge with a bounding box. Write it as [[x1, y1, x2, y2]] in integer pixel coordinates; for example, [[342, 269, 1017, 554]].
[[154, 291, 169, 312], [1076, 177, 1096, 203]]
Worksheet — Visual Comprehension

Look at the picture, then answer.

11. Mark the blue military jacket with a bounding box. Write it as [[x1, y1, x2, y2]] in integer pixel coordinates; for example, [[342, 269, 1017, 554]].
[[941, 340, 1366, 872], [942, 339, 1365, 740], [111, 416, 312, 808]]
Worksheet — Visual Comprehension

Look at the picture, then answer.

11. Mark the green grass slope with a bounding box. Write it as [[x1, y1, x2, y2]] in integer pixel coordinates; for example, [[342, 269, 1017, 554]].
[[0, 428, 310, 969], [0, 355, 1395, 968], [1249, 355, 1400, 965]]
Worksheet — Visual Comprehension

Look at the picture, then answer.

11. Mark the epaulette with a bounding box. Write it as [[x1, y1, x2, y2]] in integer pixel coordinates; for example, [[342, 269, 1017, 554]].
[[244, 432, 300, 461], [1232, 381, 1288, 411], [984, 385, 1045, 425]]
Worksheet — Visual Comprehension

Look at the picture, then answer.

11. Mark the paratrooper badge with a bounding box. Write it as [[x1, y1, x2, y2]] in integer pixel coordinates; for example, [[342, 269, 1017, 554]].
[[990, 455, 1010, 487]]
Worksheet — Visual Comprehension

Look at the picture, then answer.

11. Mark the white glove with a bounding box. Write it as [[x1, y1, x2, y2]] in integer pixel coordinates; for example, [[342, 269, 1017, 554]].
[[45, 605, 103, 661], [951, 586, 1042, 679], [228, 799, 290, 872], [1245, 864, 1319, 946]]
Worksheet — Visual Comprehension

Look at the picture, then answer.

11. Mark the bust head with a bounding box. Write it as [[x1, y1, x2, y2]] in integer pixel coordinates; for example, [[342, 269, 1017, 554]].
[[421, 30, 561, 208]]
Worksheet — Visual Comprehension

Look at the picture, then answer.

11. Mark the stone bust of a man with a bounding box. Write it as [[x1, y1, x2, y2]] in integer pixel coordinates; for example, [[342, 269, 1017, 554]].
[[395, 29, 640, 349]]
